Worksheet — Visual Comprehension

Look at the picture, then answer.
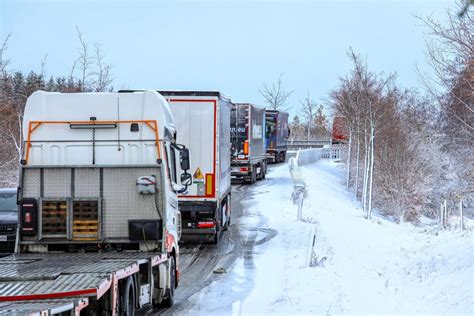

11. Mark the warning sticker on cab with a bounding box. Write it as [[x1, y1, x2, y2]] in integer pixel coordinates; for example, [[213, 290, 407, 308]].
[[193, 167, 204, 183]]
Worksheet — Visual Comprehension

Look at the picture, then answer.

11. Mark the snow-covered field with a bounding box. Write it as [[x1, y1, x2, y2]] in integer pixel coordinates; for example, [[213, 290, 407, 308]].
[[180, 161, 473, 315]]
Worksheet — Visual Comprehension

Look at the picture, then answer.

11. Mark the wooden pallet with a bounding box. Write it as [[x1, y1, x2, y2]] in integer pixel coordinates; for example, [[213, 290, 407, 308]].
[[73, 201, 99, 240], [42, 201, 67, 236], [72, 220, 99, 240]]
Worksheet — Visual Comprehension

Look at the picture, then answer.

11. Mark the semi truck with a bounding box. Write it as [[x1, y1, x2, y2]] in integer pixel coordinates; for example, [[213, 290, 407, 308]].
[[0, 91, 192, 315], [159, 91, 231, 244], [230, 103, 266, 183], [265, 110, 290, 163]]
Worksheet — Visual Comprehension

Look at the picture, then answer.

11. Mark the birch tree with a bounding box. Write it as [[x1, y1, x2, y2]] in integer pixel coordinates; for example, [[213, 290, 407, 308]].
[[300, 92, 317, 140], [259, 73, 293, 111]]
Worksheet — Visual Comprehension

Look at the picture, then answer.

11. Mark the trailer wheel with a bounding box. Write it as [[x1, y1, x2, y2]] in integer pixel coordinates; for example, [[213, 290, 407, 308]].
[[279, 152, 285, 163], [262, 163, 266, 179], [250, 165, 257, 184], [121, 276, 136, 316], [211, 220, 220, 244], [162, 256, 176, 307], [256, 163, 263, 181], [222, 196, 231, 230]]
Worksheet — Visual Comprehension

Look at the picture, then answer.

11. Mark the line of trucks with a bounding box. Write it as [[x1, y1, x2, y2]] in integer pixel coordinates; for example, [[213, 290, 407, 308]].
[[0, 90, 289, 315]]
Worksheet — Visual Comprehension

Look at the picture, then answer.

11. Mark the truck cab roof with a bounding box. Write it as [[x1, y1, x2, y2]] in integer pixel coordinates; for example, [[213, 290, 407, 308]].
[[22, 91, 174, 166]]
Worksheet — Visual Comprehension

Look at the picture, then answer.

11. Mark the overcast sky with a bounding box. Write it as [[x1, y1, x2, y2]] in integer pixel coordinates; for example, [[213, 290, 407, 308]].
[[1, 0, 453, 117]]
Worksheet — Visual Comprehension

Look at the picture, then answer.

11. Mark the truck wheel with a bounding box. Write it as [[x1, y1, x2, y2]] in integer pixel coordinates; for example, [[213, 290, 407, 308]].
[[121, 276, 136, 316], [161, 256, 176, 307], [256, 164, 261, 180], [279, 152, 285, 163], [274, 152, 279, 163], [211, 220, 220, 244], [262, 163, 266, 179], [226, 197, 231, 228], [250, 165, 257, 184], [222, 201, 229, 231]]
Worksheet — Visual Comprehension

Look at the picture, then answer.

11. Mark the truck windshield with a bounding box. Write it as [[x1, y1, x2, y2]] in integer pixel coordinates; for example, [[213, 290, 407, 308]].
[[0, 192, 17, 212]]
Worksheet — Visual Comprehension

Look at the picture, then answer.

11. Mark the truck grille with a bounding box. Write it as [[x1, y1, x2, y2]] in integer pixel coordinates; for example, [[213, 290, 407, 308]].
[[0, 223, 17, 234]]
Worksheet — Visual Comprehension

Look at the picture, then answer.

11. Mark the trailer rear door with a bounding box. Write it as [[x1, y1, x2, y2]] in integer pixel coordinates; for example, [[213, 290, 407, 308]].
[[167, 97, 217, 199]]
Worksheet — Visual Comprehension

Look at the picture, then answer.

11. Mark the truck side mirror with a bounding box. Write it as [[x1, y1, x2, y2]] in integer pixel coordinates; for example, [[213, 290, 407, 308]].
[[180, 173, 192, 186], [180, 148, 190, 171]]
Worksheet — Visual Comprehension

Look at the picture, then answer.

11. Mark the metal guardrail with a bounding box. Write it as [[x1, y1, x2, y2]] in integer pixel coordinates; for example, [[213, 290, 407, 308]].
[[287, 139, 333, 150]]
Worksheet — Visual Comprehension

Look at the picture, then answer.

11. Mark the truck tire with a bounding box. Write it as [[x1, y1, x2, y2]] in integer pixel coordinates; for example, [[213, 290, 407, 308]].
[[121, 276, 136, 316], [161, 256, 176, 307], [262, 163, 266, 179], [222, 198, 230, 230], [250, 165, 257, 184], [211, 219, 220, 244]]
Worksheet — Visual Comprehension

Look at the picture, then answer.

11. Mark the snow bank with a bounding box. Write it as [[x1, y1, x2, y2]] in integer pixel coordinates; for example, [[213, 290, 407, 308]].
[[177, 161, 474, 315]]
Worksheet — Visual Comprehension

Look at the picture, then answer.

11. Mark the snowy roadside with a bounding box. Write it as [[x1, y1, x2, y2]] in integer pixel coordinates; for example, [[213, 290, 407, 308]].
[[175, 161, 473, 315]]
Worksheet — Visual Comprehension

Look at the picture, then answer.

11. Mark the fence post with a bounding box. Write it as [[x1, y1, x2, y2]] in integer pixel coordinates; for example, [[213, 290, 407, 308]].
[[297, 193, 303, 221], [439, 203, 444, 230], [443, 199, 448, 229], [459, 198, 464, 231]]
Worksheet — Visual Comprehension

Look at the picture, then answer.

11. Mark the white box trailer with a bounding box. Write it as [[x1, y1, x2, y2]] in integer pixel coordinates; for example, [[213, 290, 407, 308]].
[[0, 91, 192, 314], [159, 91, 231, 243]]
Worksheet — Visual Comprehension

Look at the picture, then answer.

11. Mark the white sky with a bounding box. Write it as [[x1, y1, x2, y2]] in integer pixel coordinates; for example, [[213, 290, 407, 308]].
[[0, 0, 454, 118]]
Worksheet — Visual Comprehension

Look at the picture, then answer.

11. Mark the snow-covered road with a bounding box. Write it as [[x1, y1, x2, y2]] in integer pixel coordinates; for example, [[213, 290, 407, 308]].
[[167, 161, 473, 315]]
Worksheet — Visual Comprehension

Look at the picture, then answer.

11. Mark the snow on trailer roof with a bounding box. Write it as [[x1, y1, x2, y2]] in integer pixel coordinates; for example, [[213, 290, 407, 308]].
[[233, 102, 265, 110], [119, 90, 232, 102]]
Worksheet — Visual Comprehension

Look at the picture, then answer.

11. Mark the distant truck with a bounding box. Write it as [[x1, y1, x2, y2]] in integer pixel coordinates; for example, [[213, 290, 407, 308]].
[[159, 91, 232, 244], [230, 103, 267, 183], [0, 91, 192, 314], [265, 110, 290, 163], [332, 116, 348, 144]]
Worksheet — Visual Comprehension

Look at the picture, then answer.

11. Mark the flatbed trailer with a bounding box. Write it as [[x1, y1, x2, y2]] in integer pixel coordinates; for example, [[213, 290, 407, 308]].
[[0, 298, 89, 315], [0, 252, 167, 314]]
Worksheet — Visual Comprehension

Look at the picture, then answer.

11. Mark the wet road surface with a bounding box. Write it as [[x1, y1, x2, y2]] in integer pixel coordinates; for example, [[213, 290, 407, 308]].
[[150, 174, 278, 315]]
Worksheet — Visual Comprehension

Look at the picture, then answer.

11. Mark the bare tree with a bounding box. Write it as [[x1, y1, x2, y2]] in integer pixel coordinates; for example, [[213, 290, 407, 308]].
[[458, 0, 473, 17], [0, 33, 11, 76], [259, 73, 293, 111], [74, 26, 94, 92], [300, 92, 317, 140], [418, 3, 473, 214], [40, 54, 48, 79], [330, 49, 396, 219], [92, 42, 113, 92], [418, 6, 473, 134]]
